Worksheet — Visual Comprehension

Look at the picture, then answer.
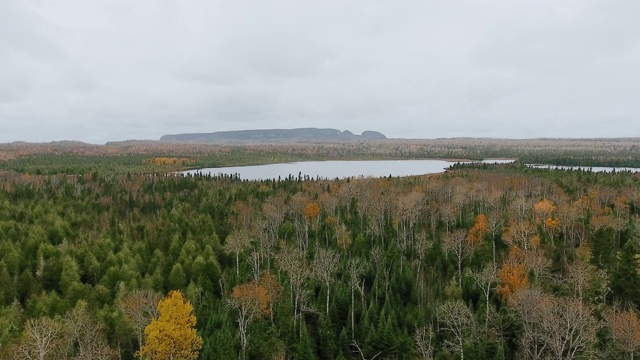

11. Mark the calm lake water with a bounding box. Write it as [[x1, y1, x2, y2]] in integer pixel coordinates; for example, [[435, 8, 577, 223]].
[[181, 159, 513, 181], [527, 164, 640, 173]]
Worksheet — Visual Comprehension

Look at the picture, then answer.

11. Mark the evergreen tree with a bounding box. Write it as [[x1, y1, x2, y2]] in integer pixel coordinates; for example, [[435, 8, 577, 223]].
[[168, 263, 187, 290], [612, 242, 640, 307]]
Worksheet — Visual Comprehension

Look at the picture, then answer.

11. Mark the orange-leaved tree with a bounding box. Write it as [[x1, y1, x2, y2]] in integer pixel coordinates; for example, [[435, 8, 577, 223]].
[[231, 271, 281, 360], [497, 247, 529, 301], [497, 263, 528, 300], [467, 213, 488, 248], [305, 202, 321, 223], [137, 290, 202, 360], [533, 198, 556, 222]]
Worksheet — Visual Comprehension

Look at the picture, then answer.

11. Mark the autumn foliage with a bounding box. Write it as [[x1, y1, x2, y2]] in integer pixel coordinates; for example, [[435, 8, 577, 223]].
[[230, 271, 281, 359], [144, 157, 191, 166], [533, 198, 556, 221], [497, 250, 529, 300], [231, 271, 281, 318], [467, 213, 488, 246], [607, 309, 640, 357], [4, 143, 640, 359], [534, 198, 562, 240], [137, 291, 202, 360], [304, 202, 321, 222], [232, 281, 271, 318]]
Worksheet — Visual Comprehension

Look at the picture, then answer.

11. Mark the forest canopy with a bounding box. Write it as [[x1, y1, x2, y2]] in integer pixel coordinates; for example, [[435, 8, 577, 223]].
[[0, 144, 640, 359]]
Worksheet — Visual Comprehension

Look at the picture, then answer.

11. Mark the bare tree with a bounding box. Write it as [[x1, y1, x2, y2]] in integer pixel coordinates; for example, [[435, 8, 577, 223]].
[[607, 309, 640, 360], [351, 339, 381, 360], [365, 187, 390, 247], [503, 220, 535, 252], [470, 264, 497, 332], [436, 300, 476, 360], [65, 302, 118, 360], [393, 190, 423, 245], [395, 226, 410, 274], [224, 230, 252, 277], [424, 201, 440, 240], [439, 203, 458, 234], [414, 325, 435, 360], [318, 191, 339, 218], [511, 289, 598, 360], [318, 191, 339, 246], [510, 288, 550, 360], [414, 231, 433, 306], [522, 247, 551, 284], [121, 289, 162, 352], [543, 297, 597, 360], [339, 181, 357, 212], [288, 192, 316, 253], [452, 183, 470, 224], [260, 195, 286, 268], [9, 317, 66, 360], [247, 248, 262, 284], [558, 202, 583, 247], [312, 248, 340, 316], [565, 258, 595, 301], [275, 242, 309, 332], [486, 207, 503, 267], [509, 195, 533, 223], [442, 229, 469, 287]]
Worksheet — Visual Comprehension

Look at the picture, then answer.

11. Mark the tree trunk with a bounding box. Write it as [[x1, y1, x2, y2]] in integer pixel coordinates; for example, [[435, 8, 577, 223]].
[[485, 291, 490, 332], [457, 253, 462, 288], [326, 285, 330, 316], [351, 287, 355, 340], [492, 236, 496, 268], [236, 252, 240, 277]]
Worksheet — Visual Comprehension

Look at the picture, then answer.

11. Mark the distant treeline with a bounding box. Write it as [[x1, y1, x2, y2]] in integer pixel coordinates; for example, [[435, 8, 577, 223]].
[[1, 137, 639, 175]]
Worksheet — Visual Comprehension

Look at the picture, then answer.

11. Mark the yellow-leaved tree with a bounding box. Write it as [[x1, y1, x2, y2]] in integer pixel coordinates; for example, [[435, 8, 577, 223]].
[[137, 290, 202, 360]]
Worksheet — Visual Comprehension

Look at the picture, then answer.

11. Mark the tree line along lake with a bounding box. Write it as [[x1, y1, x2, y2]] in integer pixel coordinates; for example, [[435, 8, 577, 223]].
[[180, 159, 640, 181]]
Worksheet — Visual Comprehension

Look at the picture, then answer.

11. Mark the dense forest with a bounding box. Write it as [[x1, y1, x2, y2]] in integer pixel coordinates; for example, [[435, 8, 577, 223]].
[[1, 148, 640, 359], [2, 137, 640, 175]]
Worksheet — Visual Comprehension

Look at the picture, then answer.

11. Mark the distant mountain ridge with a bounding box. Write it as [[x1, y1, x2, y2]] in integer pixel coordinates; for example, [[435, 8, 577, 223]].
[[160, 128, 386, 143]]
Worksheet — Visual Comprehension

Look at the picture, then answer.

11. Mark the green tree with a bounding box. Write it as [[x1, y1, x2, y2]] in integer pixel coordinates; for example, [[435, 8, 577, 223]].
[[612, 242, 640, 307], [168, 264, 186, 290], [0, 301, 22, 351]]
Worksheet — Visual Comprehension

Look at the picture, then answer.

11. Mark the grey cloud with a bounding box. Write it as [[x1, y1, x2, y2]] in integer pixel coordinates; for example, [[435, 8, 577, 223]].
[[1, 0, 639, 143]]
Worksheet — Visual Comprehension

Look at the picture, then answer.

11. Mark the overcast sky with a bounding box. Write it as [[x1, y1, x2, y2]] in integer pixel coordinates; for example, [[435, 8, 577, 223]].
[[1, 0, 639, 144]]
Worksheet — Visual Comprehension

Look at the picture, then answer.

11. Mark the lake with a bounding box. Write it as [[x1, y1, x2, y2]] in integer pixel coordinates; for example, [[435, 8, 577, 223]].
[[527, 164, 640, 173], [181, 159, 514, 181]]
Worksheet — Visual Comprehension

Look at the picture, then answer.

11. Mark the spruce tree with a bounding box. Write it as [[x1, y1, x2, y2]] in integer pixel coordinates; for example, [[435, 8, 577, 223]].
[[612, 241, 640, 307]]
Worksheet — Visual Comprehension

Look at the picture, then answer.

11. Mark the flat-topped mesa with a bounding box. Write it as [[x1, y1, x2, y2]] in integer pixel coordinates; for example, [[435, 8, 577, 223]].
[[160, 128, 386, 143], [361, 130, 387, 140]]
